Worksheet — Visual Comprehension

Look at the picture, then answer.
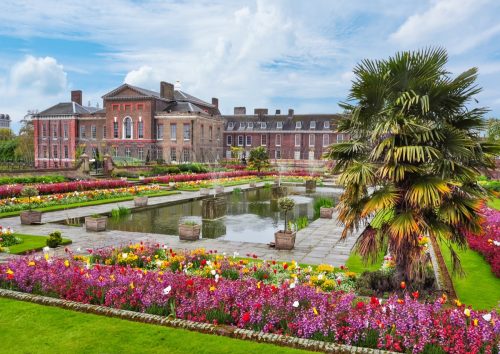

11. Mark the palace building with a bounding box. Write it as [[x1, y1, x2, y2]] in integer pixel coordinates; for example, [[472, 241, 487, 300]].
[[33, 82, 223, 168]]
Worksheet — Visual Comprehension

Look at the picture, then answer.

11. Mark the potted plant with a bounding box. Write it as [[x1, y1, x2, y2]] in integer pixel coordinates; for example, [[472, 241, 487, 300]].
[[178, 220, 201, 241], [20, 186, 42, 224], [85, 214, 108, 232], [274, 197, 296, 250], [249, 181, 257, 188]]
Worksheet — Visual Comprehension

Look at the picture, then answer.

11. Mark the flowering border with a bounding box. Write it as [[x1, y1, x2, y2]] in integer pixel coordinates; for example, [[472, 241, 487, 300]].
[[0, 288, 394, 354]]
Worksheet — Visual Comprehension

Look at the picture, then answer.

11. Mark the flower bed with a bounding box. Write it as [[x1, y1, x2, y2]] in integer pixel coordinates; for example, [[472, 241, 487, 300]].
[[143, 170, 320, 185], [79, 244, 357, 292], [0, 185, 161, 214], [465, 207, 500, 277], [0, 254, 497, 353], [0, 179, 130, 198]]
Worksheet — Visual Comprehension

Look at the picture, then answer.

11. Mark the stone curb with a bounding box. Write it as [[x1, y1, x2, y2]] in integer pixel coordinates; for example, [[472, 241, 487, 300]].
[[0, 288, 395, 354]]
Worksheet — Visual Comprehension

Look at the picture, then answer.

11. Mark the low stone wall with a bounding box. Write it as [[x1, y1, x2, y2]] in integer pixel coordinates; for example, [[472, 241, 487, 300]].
[[0, 288, 394, 354]]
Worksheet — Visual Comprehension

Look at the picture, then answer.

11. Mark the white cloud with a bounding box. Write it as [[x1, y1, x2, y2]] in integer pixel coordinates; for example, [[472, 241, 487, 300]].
[[124, 65, 157, 89], [9, 55, 67, 95]]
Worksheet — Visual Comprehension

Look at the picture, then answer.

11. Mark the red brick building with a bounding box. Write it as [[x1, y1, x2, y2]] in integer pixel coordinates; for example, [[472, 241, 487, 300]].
[[33, 82, 223, 168], [222, 108, 346, 161]]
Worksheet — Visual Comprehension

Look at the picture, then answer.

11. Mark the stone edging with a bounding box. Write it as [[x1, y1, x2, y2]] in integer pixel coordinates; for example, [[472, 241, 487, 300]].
[[0, 288, 395, 354]]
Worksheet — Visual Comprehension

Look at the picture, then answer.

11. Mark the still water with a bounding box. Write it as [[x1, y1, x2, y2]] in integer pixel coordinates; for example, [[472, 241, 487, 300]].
[[106, 187, 341, 244]]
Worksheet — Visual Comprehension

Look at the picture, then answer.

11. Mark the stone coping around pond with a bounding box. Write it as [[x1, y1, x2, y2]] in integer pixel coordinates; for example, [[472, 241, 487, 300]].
[[0, 288, 395, 354]]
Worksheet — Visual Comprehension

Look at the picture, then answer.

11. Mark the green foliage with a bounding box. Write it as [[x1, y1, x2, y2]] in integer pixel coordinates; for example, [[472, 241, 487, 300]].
[[221, 268, 239, 280], [0, 175, 66, 185], [486, 118, 500, 142], [111, 206, 130, 218], [21, 186, 39, 210], [205, 307, 235, 325], [232, 187, 242, 194], [46, 231, 63, 248], [278, 197, 296, 231], [180, 220, 199, 226], [291, 216, 309, 231], [0, 232, 22, 247], [326, 47, 500, 282], [248, 146, 270, 173], [313, 197, 335, 218]]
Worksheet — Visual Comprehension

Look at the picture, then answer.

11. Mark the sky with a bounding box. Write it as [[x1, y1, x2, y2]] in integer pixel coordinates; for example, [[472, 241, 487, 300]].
[[0, 0, 500, 133]]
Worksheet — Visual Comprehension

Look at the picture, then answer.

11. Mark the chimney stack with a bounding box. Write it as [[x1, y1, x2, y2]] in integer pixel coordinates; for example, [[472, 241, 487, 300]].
[[254, 108, 268, 116], [288, 108, 294, 117], [71, 90, 82, 105], [211, 98, 219, 109], [234, 107, 246, 115], [160, 81, 175, 100], [275, 109, 281, 115]]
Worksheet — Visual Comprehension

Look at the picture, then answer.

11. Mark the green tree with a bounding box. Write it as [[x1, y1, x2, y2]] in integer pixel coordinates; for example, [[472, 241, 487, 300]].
[[14, 113, 34, 163], [248, 146, 270, 173], [325, 48, 500, 282], [486, 118, 500, 142], [0, 128, 15, 141]]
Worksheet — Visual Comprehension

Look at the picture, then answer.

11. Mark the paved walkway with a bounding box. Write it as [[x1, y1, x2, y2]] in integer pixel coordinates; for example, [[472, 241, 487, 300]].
[[0, 184, 358, 265]]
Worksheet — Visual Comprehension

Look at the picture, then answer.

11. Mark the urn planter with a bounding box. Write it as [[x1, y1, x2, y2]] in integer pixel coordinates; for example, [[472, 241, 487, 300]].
[[215, 185, 224, 194], [85, 216, 108, 232], [274, 230, 297, 250], [20, 210, 42, 225], [200, 188, 210, 196], [320, 207, 334, 219], [305, 179, 316, 193], [249, 182, 257, 188], [134, 196, 148, 207], [178, 224, 201, 241]]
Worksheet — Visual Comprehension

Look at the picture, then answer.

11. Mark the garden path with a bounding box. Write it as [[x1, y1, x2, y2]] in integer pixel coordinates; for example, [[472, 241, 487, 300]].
[[0, 184, 358, 266]]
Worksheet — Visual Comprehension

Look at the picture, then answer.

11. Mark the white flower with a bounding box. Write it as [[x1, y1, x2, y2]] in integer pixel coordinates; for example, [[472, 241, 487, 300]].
[[206, 260, 212, 266], [289, 282, 296, 289], [493, 240, 500, 247], [122, 253, 128, 259], [210, 269, 216, 276], [381, 306, 387, 314], [223, 252, 226, 256], [156, 260, 163, 267], [292, 300, 299, 308], [318, 274, 324, 280], [42, 246, 50, 253], [482, 313, 492, 322], [163, 286, 172, 295], [76, 247, 82, 252], [233, 251, 239, 258], [215, 274, 220, 283]]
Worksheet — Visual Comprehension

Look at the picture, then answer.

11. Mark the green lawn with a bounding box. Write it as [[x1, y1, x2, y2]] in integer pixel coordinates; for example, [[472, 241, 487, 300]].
[[0, 297, 315, 354], [5, 234, 72, 254], [487, 197, 500, 210], [439, 242, 500, 310], [0, 191, 179, 219], [345, 250, 385, 274]]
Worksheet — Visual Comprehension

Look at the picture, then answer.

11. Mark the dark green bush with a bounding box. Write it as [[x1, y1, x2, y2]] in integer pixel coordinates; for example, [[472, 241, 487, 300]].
[[0, 175, 67, 185], [46, 231, 63, 248]]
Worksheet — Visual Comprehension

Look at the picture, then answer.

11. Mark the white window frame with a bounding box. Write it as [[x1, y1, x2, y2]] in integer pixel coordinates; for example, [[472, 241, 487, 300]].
[[125, 147, 131, 157], [123, 116, 133, 139], [248, 122, 253, 129], [310, 121, 316, 129], [261, 134, 267, 146], [239, 122, 245, 129], [170, 123, 177, 141], [336, 133, 344, 143], [63, 123, 68, 139], [228, 122, 234, 130], [52, 124, 58, 139], [157, 123, 164, 140], [323, 134, 329, 147], [324, 121, 330, 129], [246, 135, 252, 146], [64, 145, 69, 159], [276, 134, 281, 146], [276, 121, 283, 129], [309, 134, 315, 147], [295, 134, 301, 147], [261, 122, 266, 129], [237, 135, 244, 146], [227, 135, 233, 146], [91, 125, 97, 140], [138, 121, 144, 139], [183, 123, 190, 141], [79, 125, 86, 139], [138, 148, 144, 160], [275, 149, 281, 159], [295, 121, 302, 129]]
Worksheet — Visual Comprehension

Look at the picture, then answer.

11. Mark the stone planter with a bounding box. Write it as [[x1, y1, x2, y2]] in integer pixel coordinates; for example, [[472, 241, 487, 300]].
[[134, 196, 148, 207], [168, 182, 175, 188], [85, 216, 108, 232], [178, 224, 201, 241], [320, 207, 334, 219], [138, 176, 145, 181], [274, 230, 296, 250], [215, 185, 224, 194], [305, 179, 316, 193], [249, 182, 257, 188], [200, 188, 210, 196], [202, 197, 227, 219], [20, 210, 42, 225]]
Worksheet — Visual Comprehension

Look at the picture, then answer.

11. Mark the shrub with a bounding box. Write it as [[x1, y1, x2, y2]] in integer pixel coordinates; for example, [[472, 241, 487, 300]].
[[46, 231, 62, 248], [0, 228, 21, 247], [21, 186, 39, 210], [111, 206, 130, 218], [313, 197, 335, 217], [0, 175, 67, 185]]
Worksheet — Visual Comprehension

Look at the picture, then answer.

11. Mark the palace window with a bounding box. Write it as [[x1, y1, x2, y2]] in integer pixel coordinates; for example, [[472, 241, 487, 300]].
[[52, 124, 58, 139], [42, 123, 47, 138], [103, 125, 107, 139], [237, 135, 243, 146], [309, 134, 315, 147], [138, 121, 144, 139], [91, 125, 97, 139], [157, 124, 164, 140], [275, 134, 281, 146], [53, 145, 58, 158], [323, 134, 329, 146], [295, 134, 301, 147], [123, 117, 132, 139], [79, 125, 86, 139], [310, 121, 316, 129], [125, 147, 131, 157], [324, 121, 330, 129], [246, 135, 252, 146], [64, 146, 69, 159], [138, 148, 144, 160], [336, 133, 345, 143], [261, 122, 266, 129], [183, 148, 190, 162], [170, 123, 176, 141], [113, 122, 118, 138], [227, 135, 232, 146], [275, 150, 281, 159], [261, 134, 267, 145], [63, 123, 68, 139], [170, 148, 177, 162], [227, 122, 234, 130], [295, 121, 302, 129], [276, 121, 283, 129], [183, 123, 190, 140]]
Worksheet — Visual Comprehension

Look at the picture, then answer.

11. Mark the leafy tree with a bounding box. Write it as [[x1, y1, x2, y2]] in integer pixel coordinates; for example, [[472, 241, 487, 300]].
[[14, 113, 34, 163], [0, 128, 15, 141], [325, 48, 500, 282], [486, 118, 500, 142], [248, 146, 270, 173]]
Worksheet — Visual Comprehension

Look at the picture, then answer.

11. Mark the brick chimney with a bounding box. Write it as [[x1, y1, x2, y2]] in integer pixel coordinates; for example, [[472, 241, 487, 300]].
[[211, 98, 219, 109], [254, 108, 268, 115], [160, 81, 174, 100], [288, 108, 294, 117], [234, 107, 246, 115], [71, 90, 82, 105]]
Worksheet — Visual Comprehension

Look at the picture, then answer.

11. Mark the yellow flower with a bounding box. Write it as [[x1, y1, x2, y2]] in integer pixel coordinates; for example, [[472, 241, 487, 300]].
[[455, 299, 462, 307], [130, 282, 135, 289], [64, 260, 70, 267], [44, 253, 49, 261], [312, 307, 318, 316], [6, 268, 14, 275], [109, 274, 115, 281], [209, 285, 216, 292], [464, 308, 471, 317], [28, 261, 35, 267], [257, 281, 261, 289], [473, 318, 478, 326]]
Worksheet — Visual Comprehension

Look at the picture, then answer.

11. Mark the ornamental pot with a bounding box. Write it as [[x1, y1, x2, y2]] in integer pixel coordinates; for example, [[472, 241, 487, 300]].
[[178, 224, 201, 241], [320, 207, 334, 219], [134, 196, 148, 207], [274, 230, 297, 250], [20, 210, 42, 225], [85, 216, 108, 232], [305, 179, 316, 193]]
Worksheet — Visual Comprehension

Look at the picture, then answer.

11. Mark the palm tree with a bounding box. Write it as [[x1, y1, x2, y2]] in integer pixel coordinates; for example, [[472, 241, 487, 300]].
[[325, 48, 500, 282]]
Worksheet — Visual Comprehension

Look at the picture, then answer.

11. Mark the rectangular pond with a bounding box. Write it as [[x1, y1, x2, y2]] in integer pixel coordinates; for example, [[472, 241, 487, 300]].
[[106, 187, 340, 244]]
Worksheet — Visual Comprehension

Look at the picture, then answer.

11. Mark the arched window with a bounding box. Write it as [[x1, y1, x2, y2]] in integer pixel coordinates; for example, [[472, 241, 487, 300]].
[[123, 117, 133, 139]]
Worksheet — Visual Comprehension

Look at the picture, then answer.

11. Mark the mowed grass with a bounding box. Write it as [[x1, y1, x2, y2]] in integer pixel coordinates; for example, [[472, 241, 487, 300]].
[[345, 250, 385, 273], [5, 234, 72, 254], [0, 297, 315, 354]]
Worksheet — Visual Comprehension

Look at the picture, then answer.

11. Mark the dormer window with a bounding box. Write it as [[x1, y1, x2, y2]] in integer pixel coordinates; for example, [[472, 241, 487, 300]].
[[295, 121, 302, 129], [239, 122, 245, 129], [248, 122, 253, 129], [310, 121, 316, 129], [277, 121, 283, 129], [261, 122, 266, 129], [324, 121, 330, 129], [228, 122, 234, 130]]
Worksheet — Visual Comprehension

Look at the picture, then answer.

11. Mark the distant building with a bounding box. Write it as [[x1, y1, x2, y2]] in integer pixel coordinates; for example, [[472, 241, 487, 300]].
[[32, 82, 223, 169], [222, 108, 346, 161], [0, 114, 11, 129]]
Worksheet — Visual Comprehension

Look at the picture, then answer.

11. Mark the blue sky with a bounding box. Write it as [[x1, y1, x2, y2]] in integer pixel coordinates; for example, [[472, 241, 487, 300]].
[[0, 0, 500, 133]]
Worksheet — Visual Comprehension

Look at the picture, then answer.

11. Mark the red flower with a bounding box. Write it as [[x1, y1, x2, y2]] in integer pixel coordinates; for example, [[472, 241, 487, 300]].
[[412, 291, 419, 299], [242, 312, 251, 323], [283, 263, 288, 270], [186, 279, 194, 287], [252, 254, 257, 259], [356, 301, 364, 309], [370, 297, 379, 306], [200, 259, 207, 267], [400, 281, 406, 289]]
